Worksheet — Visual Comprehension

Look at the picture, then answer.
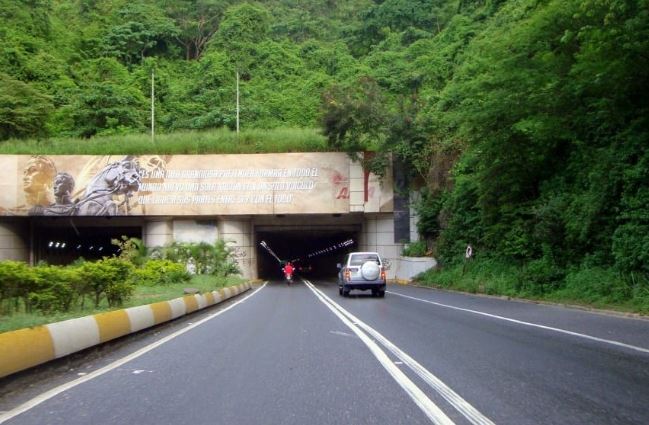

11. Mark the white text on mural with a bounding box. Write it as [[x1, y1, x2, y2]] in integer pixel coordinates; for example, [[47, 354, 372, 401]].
[[142, 168, 319, 179], [137, 168, 319, 205]]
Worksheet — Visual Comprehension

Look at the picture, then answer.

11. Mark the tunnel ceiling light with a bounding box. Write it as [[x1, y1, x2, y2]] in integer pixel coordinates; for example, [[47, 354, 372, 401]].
[[48, 241, 54, 247], [306, 238, 354, 260]]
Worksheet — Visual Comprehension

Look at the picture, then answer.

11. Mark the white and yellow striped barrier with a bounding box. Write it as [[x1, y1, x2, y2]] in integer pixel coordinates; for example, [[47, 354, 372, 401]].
[[0, 283, 251, 378]]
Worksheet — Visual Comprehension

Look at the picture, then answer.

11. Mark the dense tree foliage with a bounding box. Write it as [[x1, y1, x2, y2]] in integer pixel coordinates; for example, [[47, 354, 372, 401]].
[[1, 0, 648, 296]]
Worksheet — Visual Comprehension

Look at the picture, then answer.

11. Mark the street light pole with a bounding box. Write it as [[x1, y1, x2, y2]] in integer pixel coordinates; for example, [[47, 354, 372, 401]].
[[236, 70, 240, 134], [151, 68, 155, 142]]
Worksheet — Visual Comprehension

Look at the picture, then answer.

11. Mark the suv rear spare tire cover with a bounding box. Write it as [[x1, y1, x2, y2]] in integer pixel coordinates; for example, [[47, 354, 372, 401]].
[[361, 261, 380, 280]]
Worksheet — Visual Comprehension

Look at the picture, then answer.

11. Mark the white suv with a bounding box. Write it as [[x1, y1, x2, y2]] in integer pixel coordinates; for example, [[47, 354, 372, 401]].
[[337, 252, 386, 297]]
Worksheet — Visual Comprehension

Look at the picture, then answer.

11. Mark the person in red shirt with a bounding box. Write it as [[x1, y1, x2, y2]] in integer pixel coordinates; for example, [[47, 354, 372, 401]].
[[283, 262, 295, 282]]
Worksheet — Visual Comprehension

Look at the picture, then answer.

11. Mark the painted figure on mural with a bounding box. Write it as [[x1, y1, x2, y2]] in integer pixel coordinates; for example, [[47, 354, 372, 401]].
[[74, 155, 170, 215], [53, 172, 75, 205], [0, 154, 169, 216], [75, 155, 169, 190], [37, 172, 77, 216], [23, 156, 57, 207], [75, 156, 145, 216], [1, 156, 57, 215]]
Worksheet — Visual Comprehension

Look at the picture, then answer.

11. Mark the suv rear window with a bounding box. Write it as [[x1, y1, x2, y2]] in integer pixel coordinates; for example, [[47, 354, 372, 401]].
[[349, 254, 380, 266]]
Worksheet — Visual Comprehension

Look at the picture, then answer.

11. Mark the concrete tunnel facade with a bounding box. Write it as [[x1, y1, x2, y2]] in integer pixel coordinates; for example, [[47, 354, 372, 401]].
[[0, 153, 416, 280]]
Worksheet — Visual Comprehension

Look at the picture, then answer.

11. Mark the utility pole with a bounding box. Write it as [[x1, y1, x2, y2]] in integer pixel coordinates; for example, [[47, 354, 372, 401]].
[[151, 68, 155, 142], [236, 70, 240, 134]]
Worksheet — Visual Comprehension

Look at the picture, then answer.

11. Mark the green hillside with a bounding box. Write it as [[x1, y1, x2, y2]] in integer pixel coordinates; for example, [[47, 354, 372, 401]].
[[1, 0, 648, 310]]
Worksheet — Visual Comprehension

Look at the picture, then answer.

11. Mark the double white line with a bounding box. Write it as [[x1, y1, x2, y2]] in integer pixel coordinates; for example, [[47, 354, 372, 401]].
[[304, 280, 494, 425]]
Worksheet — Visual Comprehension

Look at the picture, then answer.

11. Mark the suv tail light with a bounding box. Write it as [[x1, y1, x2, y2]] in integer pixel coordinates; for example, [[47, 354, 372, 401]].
[[380, 268, 386, 281], [344, 268, 351, 281]]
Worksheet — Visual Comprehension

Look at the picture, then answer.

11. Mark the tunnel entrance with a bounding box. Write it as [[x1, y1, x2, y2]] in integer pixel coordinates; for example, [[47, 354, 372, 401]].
[[256, 225, 360, 280], [34, 223, 142, 265]]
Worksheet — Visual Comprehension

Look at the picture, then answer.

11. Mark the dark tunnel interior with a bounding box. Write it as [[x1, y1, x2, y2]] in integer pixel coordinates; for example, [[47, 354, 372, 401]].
[[256, 228, 359, 280], [34, 222, 361, 278], [36, 225, 142, 265]]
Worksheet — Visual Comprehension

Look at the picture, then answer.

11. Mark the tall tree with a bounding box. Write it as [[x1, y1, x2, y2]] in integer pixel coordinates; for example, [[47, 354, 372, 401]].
[[351, 0, 457, 55], [101, 3, 179, 64], [68, 58, 146, 137], [214, 2, 271, 75], [161, 0, 232, 60], [320, 76, 390, 175], [0, 73, 53, 140]]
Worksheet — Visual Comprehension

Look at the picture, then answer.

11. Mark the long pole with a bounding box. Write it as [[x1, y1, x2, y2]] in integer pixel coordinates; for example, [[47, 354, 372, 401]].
[[151, 69, 155, 142], [259, 241, 282, 264], [236, 70, 240, 134]]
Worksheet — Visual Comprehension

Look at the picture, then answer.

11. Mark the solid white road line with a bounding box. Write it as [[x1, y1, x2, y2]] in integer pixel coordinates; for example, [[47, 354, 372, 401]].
[[388, 290, 649, 355], [308, 282, 494, 425], [0, 283, 267, 425], [304, 281, 454, 425]]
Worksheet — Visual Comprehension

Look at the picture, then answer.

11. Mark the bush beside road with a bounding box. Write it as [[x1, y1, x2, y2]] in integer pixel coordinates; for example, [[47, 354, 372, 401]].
[[0, 274, 245, 334], [416, 258, 649, 315]]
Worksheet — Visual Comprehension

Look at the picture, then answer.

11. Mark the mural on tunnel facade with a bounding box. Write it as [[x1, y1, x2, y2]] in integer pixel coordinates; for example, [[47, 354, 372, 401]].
[[0, 153, 393, 216]]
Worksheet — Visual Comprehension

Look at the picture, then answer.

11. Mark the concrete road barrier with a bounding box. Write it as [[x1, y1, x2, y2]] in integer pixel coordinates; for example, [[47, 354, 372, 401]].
[[0, 282, 252, 378]]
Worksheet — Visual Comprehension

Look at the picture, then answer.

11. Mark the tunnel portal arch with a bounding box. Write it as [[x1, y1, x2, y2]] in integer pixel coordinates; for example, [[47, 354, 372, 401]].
[[255, 224, 360, 280]]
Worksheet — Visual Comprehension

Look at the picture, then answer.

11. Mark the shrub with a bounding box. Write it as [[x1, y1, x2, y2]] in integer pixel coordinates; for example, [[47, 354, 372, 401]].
[[612, 224, 649, 277], [133, 260, 190, 286], [103, 258, 135, 307], [112, 236, 148, 266], [32, 265, 77, 313], [414, 190, 444, 241], [28, 292, 59, 315], [558, 267, 630, 304], [0, 261, 26, 311], [105, 279, 136, 307], [630, 276, 649, 313], [158, 239, 240, 277], [417, 258, 521, 296], [515, 256, 564, 296], [402, 240, 428, 257], [211, 239, 240, 277], [79, 257, 135, 307], [0, 260, 40, 313], [66, 260, 94, 308]]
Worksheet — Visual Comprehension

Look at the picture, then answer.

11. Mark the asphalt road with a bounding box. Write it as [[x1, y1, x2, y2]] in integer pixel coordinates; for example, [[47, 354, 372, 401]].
[[2, 280, 649, 425]]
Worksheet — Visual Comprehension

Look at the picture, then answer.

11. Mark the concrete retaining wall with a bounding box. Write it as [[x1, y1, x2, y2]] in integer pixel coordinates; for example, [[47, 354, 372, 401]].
[[393, 256, 437, 283], [0, 282, 252, 379]]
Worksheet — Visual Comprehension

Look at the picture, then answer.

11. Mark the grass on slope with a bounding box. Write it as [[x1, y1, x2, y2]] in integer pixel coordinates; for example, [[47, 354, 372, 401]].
[[0, 128, 328, 155]]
